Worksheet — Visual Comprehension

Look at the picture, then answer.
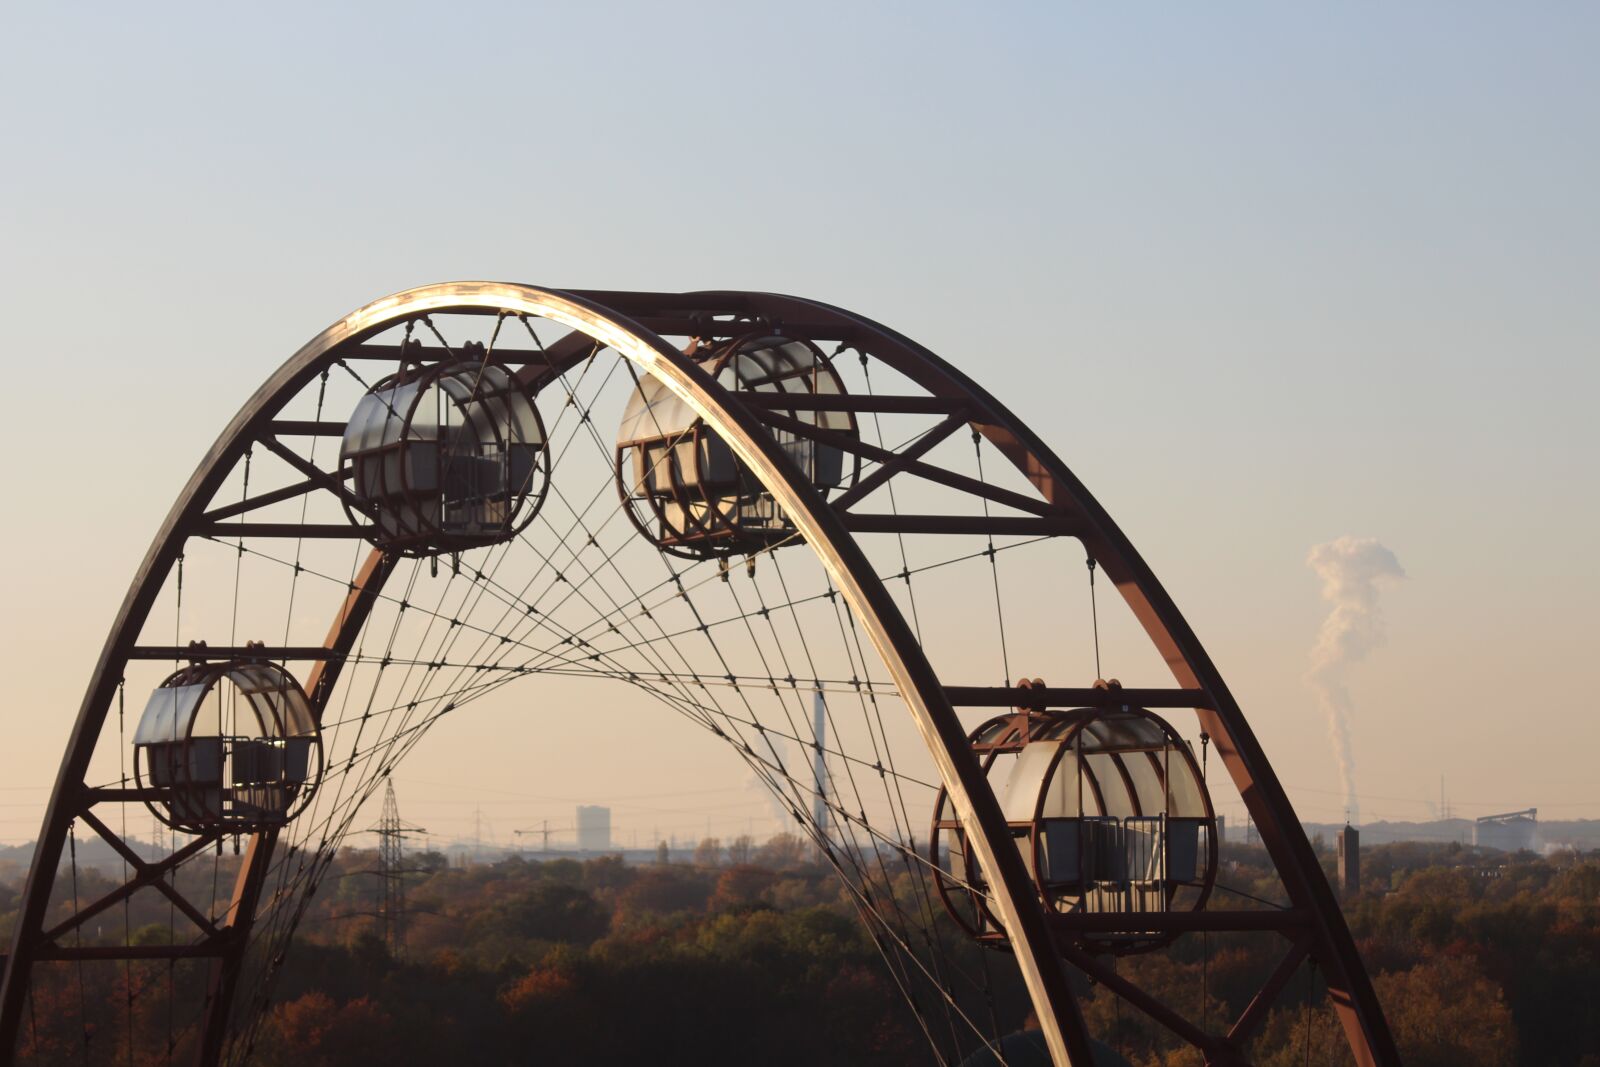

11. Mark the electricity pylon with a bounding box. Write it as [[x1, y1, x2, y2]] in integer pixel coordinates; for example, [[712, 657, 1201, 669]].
[[370, 777, 426, 957]]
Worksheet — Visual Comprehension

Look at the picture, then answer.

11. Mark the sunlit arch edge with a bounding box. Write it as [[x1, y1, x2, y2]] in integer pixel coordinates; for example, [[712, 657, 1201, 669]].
[[0, 282, 1092, 1066], [0, 280, 1400, 1067]]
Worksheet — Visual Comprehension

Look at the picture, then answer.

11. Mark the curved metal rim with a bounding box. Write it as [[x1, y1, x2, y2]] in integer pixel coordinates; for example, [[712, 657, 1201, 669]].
[[2, 281, 1398, 1067], [1, 282, 1091, 1067]]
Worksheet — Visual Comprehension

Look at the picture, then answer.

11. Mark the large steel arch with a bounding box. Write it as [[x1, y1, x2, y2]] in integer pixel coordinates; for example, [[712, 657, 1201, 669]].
[[0, 282, 1398, 1067]]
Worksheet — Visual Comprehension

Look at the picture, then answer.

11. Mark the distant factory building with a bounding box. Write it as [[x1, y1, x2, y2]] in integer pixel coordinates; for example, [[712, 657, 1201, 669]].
[[576, 805, 611, 851], [1474, 809, 1537, 853]]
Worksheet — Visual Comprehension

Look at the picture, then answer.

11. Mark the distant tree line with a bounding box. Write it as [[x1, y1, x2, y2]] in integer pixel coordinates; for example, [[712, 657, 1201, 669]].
[[4, 836, 1596, 1064]]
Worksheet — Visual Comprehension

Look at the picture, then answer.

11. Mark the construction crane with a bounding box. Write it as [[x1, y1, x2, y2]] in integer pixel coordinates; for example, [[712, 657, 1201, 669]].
[[513, 820, 577, 852]]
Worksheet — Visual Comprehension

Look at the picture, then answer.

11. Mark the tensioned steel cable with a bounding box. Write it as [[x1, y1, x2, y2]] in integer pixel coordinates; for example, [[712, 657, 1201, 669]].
[[76, 321, 1050, 1065], [230, 341, 725, 1050]]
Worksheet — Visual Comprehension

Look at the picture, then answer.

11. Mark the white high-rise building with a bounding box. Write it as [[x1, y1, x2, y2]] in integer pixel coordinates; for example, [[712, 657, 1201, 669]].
[[576, 804, 611, 851]]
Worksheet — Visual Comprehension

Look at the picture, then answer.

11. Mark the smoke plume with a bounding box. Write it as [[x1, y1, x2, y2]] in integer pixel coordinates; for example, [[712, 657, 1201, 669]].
[[1306, 536, 1405, 827], [745, 734, 797, 835]]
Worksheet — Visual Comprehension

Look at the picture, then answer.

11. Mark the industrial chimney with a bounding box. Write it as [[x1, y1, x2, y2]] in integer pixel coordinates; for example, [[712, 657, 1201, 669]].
[[1337, 823, 1360, 897]]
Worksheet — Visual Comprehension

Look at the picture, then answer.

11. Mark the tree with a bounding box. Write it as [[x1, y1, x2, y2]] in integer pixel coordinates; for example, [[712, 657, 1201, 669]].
[[472, 882, 609, 945], [693, 836, 723, 867], [615, 866, 712, 918], [18, 842, 1587, 1066], [755, 832, 808, 869], [582, 853, 634, 891], [500, 960, 578, 1016], [727, 833, 755, 865], [711, 864, 777, 911], [1376, 955, 1517, 1067], [1253, 954, 1518, 1067], [412, 849, 449, 873], [265, 992, 403, 1067]]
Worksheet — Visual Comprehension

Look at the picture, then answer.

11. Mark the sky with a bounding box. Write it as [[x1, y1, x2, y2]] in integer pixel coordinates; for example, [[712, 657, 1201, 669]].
[[0, 3, 1596, 849]]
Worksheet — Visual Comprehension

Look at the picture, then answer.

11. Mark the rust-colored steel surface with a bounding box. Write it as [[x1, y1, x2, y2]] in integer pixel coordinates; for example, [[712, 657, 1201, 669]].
[[0, 284, 1398, 1066]]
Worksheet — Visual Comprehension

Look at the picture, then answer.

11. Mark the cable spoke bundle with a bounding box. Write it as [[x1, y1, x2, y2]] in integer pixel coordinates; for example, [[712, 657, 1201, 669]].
[[5, 285, 1396, 1067]]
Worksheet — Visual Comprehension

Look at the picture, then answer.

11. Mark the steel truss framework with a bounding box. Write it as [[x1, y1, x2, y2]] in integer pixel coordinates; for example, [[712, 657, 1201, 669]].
[[0, 283, 1399, 1066]]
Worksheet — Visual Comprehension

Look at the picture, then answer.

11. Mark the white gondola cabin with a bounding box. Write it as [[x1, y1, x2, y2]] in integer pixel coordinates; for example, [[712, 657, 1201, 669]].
[[341, 344, 548, 555], [932, 682, 1218, 954], [133, 652, 322, 834], [615, 335, 858, 560]]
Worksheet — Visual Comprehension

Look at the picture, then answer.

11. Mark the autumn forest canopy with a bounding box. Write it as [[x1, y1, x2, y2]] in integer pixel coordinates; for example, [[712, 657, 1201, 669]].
[[3, 836, 1596, 1066]]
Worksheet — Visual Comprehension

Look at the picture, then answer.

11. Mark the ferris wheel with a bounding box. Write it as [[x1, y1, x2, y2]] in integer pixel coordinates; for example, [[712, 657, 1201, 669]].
[[0, 283, 1399, 1066]]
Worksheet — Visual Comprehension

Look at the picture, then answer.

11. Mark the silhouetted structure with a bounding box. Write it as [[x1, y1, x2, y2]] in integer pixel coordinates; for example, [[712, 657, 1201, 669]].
[[1474, 808, 1537, 853], [1338, 824, 1360, 897], [371, 778, 425, 957]]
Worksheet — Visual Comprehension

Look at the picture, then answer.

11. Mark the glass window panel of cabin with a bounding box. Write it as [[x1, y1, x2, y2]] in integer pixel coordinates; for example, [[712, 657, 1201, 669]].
[[984, 749, 1026, 821], [135, 684, 208, 744], [1121, 752, 1164, 816], [1038, 748, 1083, 820], [1086, 753, 1134, 817], [393, 379, 432, 435], [1166, 757, 1206, 817]]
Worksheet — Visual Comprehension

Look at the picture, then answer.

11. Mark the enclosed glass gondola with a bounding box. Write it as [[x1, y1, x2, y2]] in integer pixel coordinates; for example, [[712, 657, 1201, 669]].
[[932, 681, 1217, 955], [132, 647, 323, 834], [341, 342, 548, 555], [615, 335, 859, 560]]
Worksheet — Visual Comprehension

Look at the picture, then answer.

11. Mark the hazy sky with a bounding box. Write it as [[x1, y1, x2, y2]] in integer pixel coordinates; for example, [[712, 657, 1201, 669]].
[[1, 3, 1595, 847]]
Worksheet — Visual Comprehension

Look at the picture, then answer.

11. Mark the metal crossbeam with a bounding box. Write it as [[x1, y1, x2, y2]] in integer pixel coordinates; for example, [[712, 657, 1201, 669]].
[[830, 411, 970, 512], [201, 473, 347, 522], [127, 645, 343, 661], [41, 831, 219, 945], [266, 420, 347, 437], [944, 686, 1212, 709], [1227, 935, 1314, 1044], [1055, 939, 1238, 1062], [756, 408, 1057, 516], [842, 514, 1076, 536], [741, 392, 966, 414], [197, 522, 373, 539], [1048, 909, 1308, 934]]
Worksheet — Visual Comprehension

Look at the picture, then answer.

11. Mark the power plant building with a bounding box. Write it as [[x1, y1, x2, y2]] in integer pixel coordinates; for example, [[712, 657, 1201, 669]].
[[576, 805, 611, 851], [1474, 809, 1537, 853]]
